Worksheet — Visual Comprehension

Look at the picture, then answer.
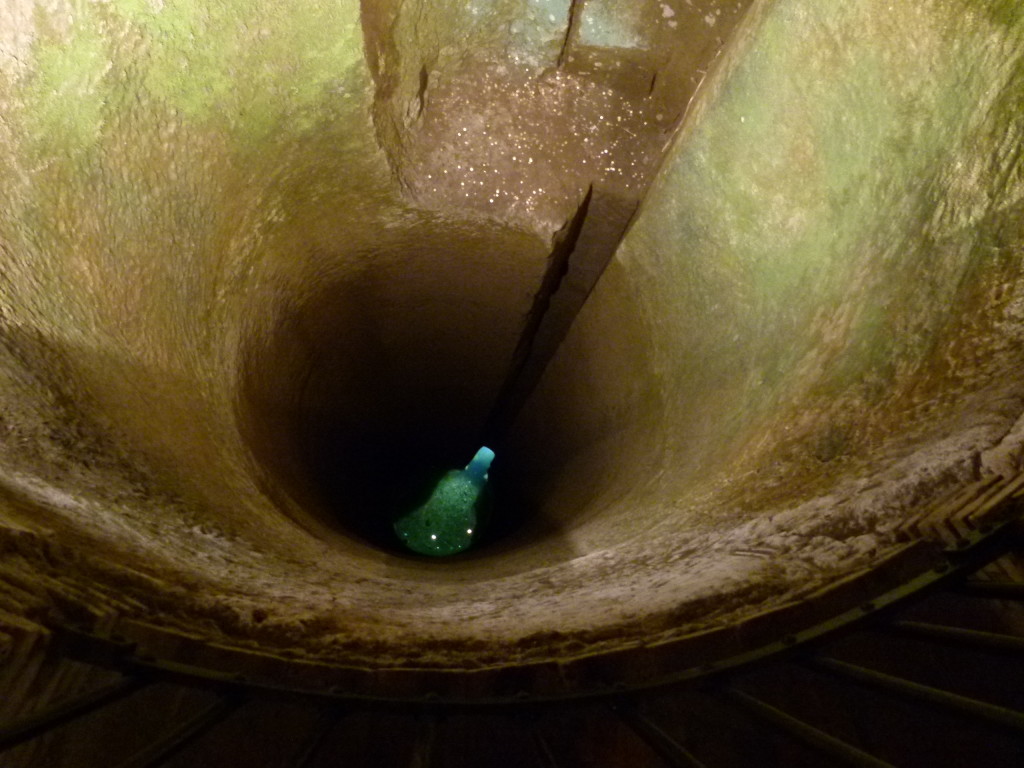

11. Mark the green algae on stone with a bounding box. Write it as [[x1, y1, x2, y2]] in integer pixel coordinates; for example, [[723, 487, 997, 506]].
[[394, 447, 494, 557]]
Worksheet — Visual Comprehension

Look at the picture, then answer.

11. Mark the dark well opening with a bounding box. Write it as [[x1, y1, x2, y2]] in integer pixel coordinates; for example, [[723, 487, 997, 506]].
[[235, 217, 640, 556]]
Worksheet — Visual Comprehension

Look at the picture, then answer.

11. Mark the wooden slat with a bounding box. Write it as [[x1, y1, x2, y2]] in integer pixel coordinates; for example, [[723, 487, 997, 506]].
[[897, 476, 999, 543], [898, 472, 1024, 548], [964, 473, 1024, 529], [919, 476, 1002, 545]]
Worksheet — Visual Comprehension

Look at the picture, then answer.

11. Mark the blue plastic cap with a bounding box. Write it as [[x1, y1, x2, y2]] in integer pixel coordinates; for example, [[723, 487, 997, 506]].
[[464, 446, 496, 482]]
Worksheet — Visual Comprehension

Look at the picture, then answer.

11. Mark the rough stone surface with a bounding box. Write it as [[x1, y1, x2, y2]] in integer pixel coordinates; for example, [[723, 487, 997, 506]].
[[0, 0, 1022, 679]]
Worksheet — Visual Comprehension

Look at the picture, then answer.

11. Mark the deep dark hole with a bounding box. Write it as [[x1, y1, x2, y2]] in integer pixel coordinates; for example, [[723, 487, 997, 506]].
[[298, 419, 530, 554], [236, 240, 556, 557], [290, 411, 524, 557]]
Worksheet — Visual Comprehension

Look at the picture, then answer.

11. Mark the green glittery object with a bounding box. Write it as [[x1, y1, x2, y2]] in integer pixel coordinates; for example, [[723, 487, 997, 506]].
[[394, 447, 494, 556]]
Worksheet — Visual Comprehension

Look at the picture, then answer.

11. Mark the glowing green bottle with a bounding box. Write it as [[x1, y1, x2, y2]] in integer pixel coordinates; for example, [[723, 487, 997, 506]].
[[393, 447, 495, 557]]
